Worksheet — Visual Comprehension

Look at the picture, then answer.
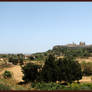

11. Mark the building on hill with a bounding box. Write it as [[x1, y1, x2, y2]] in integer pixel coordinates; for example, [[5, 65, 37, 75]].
[[79, 42, 85, 46], [53, 42, 87, 49], [66, 42, 77, 47], [66, 42, 86, 47]]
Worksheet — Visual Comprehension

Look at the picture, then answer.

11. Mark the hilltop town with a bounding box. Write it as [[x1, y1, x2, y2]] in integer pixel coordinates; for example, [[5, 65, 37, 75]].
[[66, 42, 86, 47], [53, 42, 92, 49]]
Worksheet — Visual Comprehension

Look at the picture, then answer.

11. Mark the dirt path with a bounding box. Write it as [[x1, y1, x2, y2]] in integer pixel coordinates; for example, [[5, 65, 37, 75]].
[[0, 65, 24, 82]]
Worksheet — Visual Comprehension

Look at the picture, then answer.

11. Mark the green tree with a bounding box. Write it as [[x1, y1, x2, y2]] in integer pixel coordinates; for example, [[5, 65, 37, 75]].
[[41, 54, 59, 82], [3, 70, 12, 79], [57, 56, 82, 83], [22, 63, 40, 83], [8, 57, 18, 65], [8, 54, 24, 65], [17, 54, 24, 65]]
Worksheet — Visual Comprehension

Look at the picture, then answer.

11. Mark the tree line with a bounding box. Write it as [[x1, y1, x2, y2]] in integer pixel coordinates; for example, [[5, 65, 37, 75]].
[[8, 54, 24, 65], [29, 46, 92, 61], [52, 46, 91, 57]]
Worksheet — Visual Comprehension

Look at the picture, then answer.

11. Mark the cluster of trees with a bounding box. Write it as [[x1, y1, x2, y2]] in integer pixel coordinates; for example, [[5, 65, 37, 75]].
[[52, 46, 91, 57], [29, 52, 47, 61], [8, 54, 24, 65], [22, 54, 82, 84]]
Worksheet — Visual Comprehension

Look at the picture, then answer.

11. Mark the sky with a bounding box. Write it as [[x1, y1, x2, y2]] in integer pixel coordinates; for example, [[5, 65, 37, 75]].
[[0, 2, 92, 54]]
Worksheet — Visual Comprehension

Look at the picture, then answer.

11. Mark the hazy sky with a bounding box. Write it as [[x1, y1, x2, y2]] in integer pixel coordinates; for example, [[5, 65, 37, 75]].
[[0, 2, 92, 54]]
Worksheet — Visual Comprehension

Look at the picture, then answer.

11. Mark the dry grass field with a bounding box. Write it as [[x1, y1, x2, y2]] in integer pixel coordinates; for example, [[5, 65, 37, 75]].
[[76, 57, 92, 63], [0, 65, 23, 82]]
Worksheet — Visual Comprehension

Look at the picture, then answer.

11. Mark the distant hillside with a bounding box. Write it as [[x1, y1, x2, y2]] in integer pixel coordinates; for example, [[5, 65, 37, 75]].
[[51, 42, 92, 57], [53, 42, 92, 48], [30, 42, 92, 61]]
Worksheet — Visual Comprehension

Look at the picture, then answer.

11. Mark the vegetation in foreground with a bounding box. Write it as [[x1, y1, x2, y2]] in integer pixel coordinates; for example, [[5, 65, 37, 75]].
[[1, 78, 92, 91], [30, 82, 92, 90], [0, 75, 92, 91]]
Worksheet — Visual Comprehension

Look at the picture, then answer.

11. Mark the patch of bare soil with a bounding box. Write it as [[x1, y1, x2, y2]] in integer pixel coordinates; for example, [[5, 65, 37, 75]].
[[0, 65, 24, 82], [76, 57, 92, 63], [80, 76, 92, 83]]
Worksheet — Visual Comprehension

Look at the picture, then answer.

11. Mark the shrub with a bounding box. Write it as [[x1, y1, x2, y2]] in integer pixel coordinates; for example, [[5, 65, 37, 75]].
[[8, 57, 18, 65], [31, 82, 92, 90], [28, 56, 35, 60], [8, 54, 24, 65], [70, 83, 80, 90], [31, 82, 64, 90], [0, 84, 10, 90], [3, 71, 12, 79]]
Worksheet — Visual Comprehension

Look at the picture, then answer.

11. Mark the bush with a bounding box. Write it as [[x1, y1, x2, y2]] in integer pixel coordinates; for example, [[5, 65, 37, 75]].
[[22, 63, 41, 83], [31, 82, 64, 90], [8, 54, 24, 65], [8, 57, 18, 65], [3, 71, 12, 79], [0, 84, 10, 90], [56, 56, 82, 83], [28, 56, 35, 60], [31, 82, 92, 90]]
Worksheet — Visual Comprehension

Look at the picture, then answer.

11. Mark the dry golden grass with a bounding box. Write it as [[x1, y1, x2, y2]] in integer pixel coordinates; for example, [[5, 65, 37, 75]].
[[80, 76, 92, 83], [76, 57, 92, 63], [0, 65, 23, 82], [0, 77, 29, 90], [57, 56, 64, 59], [57, 56, 92, 63]]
